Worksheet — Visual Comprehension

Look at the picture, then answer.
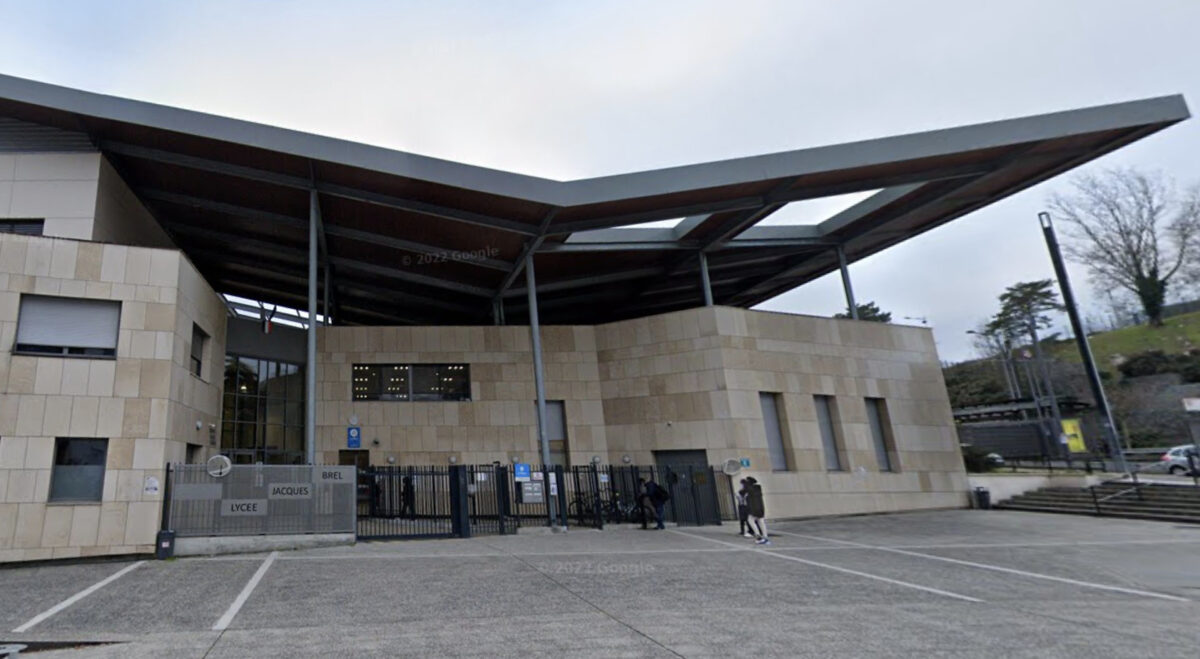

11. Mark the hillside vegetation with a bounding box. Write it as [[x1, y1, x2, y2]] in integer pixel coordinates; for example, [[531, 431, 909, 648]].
[[1049, 310, 1200, 372]]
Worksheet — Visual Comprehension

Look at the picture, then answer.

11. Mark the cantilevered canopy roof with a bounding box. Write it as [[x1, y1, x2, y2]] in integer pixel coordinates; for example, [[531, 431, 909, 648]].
[[0, 74, 1189, 325]]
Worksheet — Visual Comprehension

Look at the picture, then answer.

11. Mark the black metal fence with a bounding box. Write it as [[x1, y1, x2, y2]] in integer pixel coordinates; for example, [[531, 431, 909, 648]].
[[357, 466, 455, 539]]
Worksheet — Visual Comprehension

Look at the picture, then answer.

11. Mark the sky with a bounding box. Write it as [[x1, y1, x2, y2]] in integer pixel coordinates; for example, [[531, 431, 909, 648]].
[[0, 0, 1197, 362]]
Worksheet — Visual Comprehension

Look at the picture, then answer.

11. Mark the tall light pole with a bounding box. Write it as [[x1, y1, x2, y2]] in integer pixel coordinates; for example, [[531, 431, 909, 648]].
[[1039, 212, 1128, 473]]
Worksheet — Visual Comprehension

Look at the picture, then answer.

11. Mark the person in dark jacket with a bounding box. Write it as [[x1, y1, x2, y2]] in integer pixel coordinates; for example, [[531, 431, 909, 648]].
[[744, 476, 769, 545], [640, 478, 668, 530], [400, 475, 416, 521], [736, 479, 754, 537]]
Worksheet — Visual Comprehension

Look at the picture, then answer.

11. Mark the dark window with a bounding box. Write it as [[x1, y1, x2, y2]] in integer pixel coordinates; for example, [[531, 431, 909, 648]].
[[353, 364, 470, 401], [0, 219, 44, 235], [49, 438, 107, 502], [14, 295, 120, 358], [221, 354, 305, 464], [866, 398, 897, 472], [759, 392, 791, 471], [190, 324, 208, 378], [814, 395, 844, 471]]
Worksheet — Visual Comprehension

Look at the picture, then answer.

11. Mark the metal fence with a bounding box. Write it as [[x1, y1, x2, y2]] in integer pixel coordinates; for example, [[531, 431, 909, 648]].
[[165, 464, 357, 537], [357, 466, 454, 539]]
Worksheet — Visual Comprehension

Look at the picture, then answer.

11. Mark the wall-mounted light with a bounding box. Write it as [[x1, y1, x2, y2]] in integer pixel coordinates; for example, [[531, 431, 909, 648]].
[[349, 415, 359, 425], [195, 420, 203, 430], [387, 456, 396, 464], [621, 454, 632, 464], [510, 454, 521, 463], [448, 455, 458, 464], [591, 455, 602, 465]]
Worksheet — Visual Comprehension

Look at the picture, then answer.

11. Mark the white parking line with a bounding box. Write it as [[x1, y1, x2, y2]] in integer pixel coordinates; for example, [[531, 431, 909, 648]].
[[772, 530, 1190, 603], [213, 551, 278, 631], [671, 530, 982, 603], [12, 561, 145, 633]]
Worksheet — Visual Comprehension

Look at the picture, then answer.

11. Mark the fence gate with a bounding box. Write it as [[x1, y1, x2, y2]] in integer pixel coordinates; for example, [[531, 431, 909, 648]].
[[357, 466, 454, 540]]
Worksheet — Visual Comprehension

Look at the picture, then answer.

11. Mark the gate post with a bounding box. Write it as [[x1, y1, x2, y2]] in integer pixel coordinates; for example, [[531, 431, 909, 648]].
[[449, 465, 471, 538], [554, 464, 568, 529], [589, 463, 603, 530], [497, 464, 511, 534]]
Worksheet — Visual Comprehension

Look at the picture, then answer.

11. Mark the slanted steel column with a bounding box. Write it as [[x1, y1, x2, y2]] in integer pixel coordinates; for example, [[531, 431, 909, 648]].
[[698, 251, 714, 306], [305, 189, 318, 464], [525, 254, 556, 523], [323, 263, 331, 326], [836, 245, 859, 320]]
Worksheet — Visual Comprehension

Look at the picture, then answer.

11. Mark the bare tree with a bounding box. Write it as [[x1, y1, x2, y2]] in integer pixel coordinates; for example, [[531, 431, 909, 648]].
[[1048, 168, 1200, 326]]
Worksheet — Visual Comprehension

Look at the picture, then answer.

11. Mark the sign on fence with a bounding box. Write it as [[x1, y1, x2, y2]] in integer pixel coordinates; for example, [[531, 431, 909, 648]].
[[167, 464, 356, 537]]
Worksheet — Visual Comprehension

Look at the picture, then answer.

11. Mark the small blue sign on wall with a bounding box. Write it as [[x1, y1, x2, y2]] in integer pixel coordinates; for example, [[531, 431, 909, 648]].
[[740, 458, 751, 468], [514, 463, 532, 482], [347, 426, 361, 449]]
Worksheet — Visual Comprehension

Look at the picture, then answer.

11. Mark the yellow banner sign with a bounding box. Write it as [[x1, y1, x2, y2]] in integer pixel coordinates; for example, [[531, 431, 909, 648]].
[[1062, 418, 1087, 453]]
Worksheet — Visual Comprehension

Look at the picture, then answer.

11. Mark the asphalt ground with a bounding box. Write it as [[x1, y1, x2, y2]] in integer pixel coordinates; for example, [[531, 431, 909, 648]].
[[3, 510, 1200, 657]]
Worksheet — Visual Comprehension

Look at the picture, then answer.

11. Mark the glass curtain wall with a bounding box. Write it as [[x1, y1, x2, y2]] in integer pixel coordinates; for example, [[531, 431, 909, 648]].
[[222, 354, 305, 464]]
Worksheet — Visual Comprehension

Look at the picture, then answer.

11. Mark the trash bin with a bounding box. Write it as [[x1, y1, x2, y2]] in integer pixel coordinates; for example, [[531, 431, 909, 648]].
[[974, 487, 991, 510], [155, 529, 176, 559]]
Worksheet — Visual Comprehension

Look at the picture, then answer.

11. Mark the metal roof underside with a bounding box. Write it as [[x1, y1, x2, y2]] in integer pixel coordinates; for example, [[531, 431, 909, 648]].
[[0, 74, 1189, 326]]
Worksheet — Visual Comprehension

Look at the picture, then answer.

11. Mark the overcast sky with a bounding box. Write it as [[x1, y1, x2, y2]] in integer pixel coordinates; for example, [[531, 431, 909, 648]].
[[1, 0, 1197, 362]]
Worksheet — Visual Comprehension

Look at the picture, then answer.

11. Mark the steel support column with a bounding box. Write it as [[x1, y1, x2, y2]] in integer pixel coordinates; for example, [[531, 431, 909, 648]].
[[525, 255, 556, 524], [305, 189, 319, 464], [698, 251, 714, 306], [836, 245, 859, 320], [323, 263, 331, 326]]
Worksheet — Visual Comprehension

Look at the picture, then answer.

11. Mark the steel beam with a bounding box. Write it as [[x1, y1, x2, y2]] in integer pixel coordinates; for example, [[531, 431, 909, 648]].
[[524, 254, 555, 524], [836, 245, 858, 320], [102, 141, 539, 236], [494, 210, 559, 300], [306, 188, 318, 465], [137, 188, 513, 271], [698, 251, 714, 306]]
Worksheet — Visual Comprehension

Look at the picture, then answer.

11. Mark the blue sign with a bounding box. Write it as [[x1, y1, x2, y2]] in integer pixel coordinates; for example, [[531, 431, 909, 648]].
[[347, 426, 361, 449], [740, 458, 751, 468], [514, 463, 532, 482]]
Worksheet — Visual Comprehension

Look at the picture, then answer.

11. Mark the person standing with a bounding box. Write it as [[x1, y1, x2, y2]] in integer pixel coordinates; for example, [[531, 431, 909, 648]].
[[736, 479, 754, 538], [745, 476, 769, 545], [643, 477, 668, 530], [400, 475, 416, 521]]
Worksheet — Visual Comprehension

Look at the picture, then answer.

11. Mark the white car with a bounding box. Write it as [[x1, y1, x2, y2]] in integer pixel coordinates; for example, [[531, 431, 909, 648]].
[[1160, 444, 1199, 476]]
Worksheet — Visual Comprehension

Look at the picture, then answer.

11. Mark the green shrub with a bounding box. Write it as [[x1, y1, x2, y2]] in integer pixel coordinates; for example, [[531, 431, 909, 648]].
[[1118, 350, 1173, 378]]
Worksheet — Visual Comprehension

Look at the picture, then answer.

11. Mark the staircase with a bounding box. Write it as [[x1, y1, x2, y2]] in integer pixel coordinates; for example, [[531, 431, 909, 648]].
[[995, 481, 1200, 523]]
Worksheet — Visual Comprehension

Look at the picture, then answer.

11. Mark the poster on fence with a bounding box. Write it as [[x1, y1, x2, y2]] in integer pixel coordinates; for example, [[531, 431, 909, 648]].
[[1061, 418, 1087, 453]]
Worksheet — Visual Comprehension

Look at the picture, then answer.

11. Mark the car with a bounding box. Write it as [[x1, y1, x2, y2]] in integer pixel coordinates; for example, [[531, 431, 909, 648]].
[[1160, 444, 1199, 476], [985, 453, 1005, 468]]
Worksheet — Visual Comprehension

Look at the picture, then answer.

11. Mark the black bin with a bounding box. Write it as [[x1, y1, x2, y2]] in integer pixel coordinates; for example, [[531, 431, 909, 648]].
[[974, 487, 991, 510], [155, 530, 176, 559]]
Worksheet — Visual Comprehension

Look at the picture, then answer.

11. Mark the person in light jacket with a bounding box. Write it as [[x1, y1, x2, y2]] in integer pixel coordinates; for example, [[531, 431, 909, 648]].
[[736, 479, 754, 538], [744, 476, 769, 545]]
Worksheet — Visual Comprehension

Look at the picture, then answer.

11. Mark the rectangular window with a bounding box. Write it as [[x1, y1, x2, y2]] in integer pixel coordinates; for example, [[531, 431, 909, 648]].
[[0, 219, 44, 235], [49, 438, 108, 502], [544, 400, 568, 467], [814, 395, 844, 471], [352, 364, 470, 401], [15, 295, 120, 358], [190, 323, 208, 378], [759, 392, 791, 471], [866, 398, 896, 472]]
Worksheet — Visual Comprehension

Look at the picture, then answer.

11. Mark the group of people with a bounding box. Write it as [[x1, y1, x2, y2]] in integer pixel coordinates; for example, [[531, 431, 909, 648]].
[[736, 476, 769, 545], [635, 474, 769, 546]]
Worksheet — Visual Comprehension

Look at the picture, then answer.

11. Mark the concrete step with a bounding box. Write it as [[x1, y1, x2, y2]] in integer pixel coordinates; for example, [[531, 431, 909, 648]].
[[994, 502, 1200, 524], [1005, 494, 1200, 512]]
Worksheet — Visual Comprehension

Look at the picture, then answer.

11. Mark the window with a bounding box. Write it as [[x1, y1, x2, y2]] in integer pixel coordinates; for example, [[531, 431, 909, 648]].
[[759, 392, 791, 471], [15, 295, 120, 358], [221, 355, 305, 464], [49, 438, 108, 502], [865, 398, 896, 472], [814, 395, 844, 471], [353, 364, 470, 401], [0, 219, 44, 235], [543, 400, 568, 467], [190, 324, 208, 378]]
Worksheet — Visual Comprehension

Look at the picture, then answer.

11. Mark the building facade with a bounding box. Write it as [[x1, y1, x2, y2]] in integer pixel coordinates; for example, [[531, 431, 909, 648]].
[[1, 75, 1185, 563]]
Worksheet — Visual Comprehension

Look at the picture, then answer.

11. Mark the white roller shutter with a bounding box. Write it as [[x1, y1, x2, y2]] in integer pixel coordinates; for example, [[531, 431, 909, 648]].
[[16, 295, 121, 351]]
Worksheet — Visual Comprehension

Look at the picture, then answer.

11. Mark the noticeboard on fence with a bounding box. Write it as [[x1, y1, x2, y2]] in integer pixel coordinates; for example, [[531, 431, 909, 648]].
[[167, 464, 357, 537]]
